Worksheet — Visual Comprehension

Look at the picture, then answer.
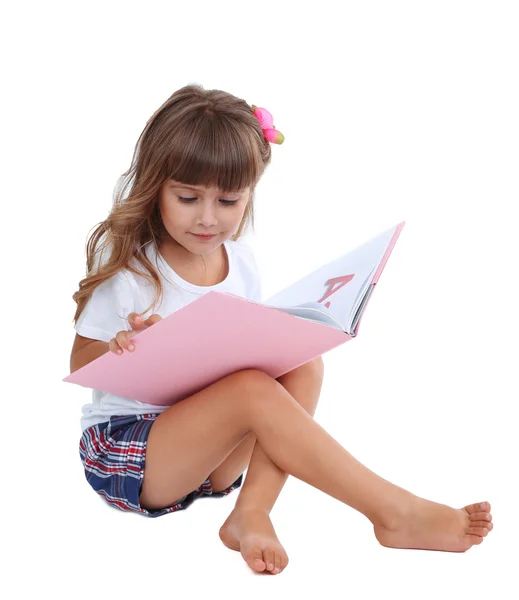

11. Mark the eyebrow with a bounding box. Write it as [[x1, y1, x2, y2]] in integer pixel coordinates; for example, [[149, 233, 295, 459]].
[[177, 185, 209, 192], [172, 184, 244, 194]]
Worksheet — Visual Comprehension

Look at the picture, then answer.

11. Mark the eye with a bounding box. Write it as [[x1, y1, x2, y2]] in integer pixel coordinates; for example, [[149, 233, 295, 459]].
[[178, 196, 238, 206]]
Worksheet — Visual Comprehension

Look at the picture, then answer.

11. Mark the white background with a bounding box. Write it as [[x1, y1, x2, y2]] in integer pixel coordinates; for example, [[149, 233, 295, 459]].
[[2, 1, 517, 598]]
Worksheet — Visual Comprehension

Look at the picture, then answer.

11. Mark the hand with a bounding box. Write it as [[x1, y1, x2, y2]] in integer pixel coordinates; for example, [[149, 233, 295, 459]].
[[109, 312, 163, 355]]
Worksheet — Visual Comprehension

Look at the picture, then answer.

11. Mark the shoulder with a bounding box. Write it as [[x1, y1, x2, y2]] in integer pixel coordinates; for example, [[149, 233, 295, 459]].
[[97, 268, 134, 291], [227, 239, 258, 265], [227, 240, 262, 302], [227, 239, 256, 258], [226, 239, 261, 278], [83, 268, 138, 311]]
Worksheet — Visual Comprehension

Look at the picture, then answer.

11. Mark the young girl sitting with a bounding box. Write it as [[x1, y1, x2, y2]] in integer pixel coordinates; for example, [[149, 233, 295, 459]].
[[71, 84, 493, 576]]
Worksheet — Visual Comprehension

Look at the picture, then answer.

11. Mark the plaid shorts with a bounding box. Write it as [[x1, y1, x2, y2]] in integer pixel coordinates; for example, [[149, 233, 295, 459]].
[[79, 413, 243, 518]]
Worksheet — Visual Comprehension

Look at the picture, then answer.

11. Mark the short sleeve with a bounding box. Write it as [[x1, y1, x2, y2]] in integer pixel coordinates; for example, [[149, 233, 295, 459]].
[[75, 271, 135, 343]]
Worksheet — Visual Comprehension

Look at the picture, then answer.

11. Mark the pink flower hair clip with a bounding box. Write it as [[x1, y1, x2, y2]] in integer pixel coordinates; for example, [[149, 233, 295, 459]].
[[252, 105, 285, 145]]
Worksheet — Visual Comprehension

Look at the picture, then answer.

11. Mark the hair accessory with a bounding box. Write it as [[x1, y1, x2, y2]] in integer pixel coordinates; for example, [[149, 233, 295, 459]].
[[252, 105, 285, 145]]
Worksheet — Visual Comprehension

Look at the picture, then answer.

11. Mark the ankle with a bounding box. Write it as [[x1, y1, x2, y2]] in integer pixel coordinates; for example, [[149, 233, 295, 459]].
[[368, 491, 418, 530], [233, 501, 271, 516]]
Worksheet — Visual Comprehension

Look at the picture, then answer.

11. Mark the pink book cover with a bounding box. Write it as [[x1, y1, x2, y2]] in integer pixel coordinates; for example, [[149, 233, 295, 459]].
[[64, 221, 405, 405], [353, 220, 406, 336]]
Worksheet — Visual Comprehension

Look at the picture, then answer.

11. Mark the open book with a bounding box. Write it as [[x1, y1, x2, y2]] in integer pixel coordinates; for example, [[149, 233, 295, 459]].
[[64, 221, 405, 405], [262, 221, 405, 336]]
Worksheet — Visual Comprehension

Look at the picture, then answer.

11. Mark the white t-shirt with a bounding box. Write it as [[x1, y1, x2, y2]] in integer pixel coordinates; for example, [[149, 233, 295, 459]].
[[75, 239, 262, 432]]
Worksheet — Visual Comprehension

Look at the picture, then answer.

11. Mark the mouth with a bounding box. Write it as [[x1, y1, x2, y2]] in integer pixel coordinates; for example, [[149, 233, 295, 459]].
[[190, 233, 217, 239]]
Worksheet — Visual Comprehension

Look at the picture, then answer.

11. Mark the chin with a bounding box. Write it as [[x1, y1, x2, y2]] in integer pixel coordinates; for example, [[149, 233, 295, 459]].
[[188, 234, 224, 250]]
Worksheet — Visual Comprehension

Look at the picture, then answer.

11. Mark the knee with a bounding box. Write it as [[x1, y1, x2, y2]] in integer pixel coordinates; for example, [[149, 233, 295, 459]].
[[309, 356, 325, 378], [231, 368, 278, 390], [234, 359, 324, 386], [294, 356, 324, 381], [228, 368, 283, 407]]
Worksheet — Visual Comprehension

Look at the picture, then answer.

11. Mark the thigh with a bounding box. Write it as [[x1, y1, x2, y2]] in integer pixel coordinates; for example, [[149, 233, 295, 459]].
[[139, 368, 277, 511]]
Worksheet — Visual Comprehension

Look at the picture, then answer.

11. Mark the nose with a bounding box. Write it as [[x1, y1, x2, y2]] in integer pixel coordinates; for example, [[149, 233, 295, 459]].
[[198, 203, 218, 227]]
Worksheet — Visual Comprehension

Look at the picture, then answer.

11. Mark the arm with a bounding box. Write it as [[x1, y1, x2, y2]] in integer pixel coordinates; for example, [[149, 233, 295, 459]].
[[70, 313, 162, 374], [70, 334, 109, 374]]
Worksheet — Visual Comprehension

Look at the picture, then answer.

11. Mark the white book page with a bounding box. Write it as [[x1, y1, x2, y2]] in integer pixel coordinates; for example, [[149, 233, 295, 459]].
[[275, 304, 346, 331], [263, 224, 397, 330]]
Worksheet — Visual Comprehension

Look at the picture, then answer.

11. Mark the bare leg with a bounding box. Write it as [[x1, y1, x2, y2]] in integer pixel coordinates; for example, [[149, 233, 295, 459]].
[[140, 369, 493, 574], [227, 373, 494, 558], [218, 359, 323, 574], [244, 393, 493, 555]]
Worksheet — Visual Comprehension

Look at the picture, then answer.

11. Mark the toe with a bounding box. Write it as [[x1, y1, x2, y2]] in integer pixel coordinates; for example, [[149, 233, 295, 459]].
[[282, 555, 289, 572], [470, 521, 493, 530], [468, 526, 490, 537], [464, 502, 491, 515], [464, 534, 483, 547], [273, 553, 282, 574], [263, 548, 275, 572], [469, 512, 492, 522], [248, 548, 266, 572]]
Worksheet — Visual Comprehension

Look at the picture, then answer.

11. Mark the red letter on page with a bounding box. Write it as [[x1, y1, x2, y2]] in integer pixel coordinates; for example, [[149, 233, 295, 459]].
[[317, 274, 354, 308]]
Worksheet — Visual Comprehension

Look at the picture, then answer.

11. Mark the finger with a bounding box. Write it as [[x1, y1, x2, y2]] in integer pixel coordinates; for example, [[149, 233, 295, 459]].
[[128, 312, 147, 330], [144, 313, 163, 327], [115, 330, 135, 351], [108, 338, 124, 355]]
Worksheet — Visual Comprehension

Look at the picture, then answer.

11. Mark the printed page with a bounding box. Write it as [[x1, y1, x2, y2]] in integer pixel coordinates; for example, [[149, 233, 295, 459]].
[[263, 224, 398, 329]]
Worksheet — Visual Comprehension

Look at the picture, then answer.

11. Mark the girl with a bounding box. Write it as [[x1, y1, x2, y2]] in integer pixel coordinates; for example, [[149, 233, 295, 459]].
[[71, 84, 493, 576]]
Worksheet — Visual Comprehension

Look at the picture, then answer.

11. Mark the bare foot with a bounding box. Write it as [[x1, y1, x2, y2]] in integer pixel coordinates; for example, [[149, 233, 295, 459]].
[[219, 508, 289, 575], [374, 499, 493, 552]]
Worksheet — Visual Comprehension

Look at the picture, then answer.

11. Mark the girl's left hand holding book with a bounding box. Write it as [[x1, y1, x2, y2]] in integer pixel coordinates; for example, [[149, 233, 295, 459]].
[[109, 312, 163, 355]]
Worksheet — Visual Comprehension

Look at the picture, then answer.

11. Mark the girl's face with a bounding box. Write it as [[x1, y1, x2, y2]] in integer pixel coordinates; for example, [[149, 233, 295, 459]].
[[158, 178, 251, 256]]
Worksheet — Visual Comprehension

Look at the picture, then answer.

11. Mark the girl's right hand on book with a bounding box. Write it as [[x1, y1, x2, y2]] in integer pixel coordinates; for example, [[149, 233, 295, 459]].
[[109, 312, 163, 355]]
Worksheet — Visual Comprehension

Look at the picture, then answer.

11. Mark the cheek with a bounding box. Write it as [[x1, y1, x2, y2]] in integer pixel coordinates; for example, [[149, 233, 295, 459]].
[[159, 202, 182, 225], [158, 197, 169, 219], [225, 211, 243, 226]]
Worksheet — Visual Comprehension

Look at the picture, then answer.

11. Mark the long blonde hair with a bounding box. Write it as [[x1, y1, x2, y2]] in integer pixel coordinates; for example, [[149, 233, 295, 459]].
[[72, 84, 272, 325]]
